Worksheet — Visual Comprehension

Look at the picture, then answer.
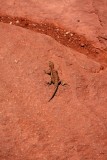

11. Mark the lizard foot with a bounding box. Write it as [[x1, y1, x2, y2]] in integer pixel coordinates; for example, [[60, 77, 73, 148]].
[[45, 81, 52, 86], [61, 81, 69, 86]]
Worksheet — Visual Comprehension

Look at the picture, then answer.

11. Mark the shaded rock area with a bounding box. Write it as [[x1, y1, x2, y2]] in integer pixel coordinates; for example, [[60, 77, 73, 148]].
[[0, 1, 107, 160]]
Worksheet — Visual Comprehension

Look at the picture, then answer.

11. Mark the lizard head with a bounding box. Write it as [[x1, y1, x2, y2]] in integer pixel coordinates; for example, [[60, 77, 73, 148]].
[[49, 61, 54, 69]]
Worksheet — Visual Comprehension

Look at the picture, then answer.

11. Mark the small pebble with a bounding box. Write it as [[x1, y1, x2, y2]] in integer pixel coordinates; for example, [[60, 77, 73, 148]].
[[16, 20, 19, 24], [14, 59, 19, 63], [65, 31, 70, 34], [81, 43, 85, 47], [56, 28, 59, 31], [9, 22, 12, 25], [70, 33, 73, 36]]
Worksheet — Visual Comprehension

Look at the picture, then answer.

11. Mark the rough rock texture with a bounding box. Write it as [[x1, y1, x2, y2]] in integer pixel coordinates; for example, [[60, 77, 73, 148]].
[[0, 0, 107, 50], [0, 1, 107, 160]]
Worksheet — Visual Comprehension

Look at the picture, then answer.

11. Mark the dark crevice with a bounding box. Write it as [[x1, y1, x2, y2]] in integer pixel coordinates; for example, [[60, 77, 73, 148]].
[[92, 0, 103, 27], [0, 15, 107, 69]]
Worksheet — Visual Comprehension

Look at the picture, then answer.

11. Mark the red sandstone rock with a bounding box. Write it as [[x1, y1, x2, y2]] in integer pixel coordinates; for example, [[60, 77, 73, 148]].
[[0, 0, 107, 50], [0, 1, 107, 160]]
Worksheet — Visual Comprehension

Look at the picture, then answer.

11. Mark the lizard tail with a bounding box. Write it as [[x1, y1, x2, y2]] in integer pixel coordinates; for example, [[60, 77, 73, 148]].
[[48, 85, 59, 102]]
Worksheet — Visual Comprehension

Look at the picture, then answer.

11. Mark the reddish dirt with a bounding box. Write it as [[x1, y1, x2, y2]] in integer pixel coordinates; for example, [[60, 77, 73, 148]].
[[0, 15, 107, 68], [0, 1, 107, 160]]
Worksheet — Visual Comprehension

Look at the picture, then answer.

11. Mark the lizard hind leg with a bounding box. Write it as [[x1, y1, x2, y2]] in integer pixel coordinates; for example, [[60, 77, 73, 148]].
[[46, 81, 52, 86], [61, 80, 68, 86], [58, 80, 61, 85]]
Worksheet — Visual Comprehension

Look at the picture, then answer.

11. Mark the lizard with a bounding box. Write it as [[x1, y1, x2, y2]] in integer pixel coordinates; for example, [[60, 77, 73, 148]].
[[45, 61, 65, 102]]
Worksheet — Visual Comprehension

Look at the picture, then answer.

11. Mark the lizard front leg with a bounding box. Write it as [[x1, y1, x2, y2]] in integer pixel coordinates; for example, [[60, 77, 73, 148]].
[[46, 81, 52, 85], [44, 69, 51, 75], [61, 80, 68, 86]]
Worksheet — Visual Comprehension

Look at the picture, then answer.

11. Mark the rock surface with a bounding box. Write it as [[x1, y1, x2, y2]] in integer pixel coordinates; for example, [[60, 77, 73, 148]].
[[0, 0, 107, 50], [0, 1, 107, 160]]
